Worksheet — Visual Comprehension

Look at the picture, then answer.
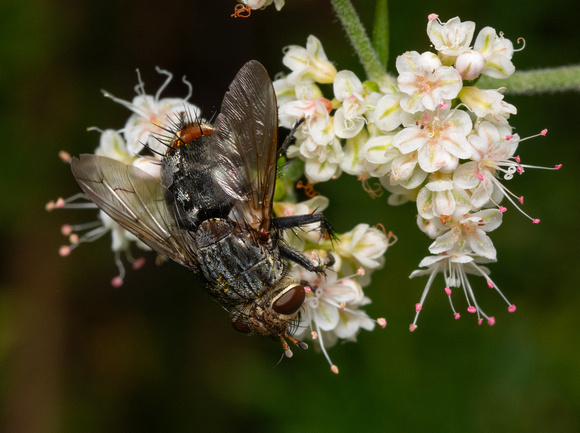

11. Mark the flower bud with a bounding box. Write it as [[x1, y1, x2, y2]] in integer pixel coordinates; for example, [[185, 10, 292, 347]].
[[455, 50, 486, 80]]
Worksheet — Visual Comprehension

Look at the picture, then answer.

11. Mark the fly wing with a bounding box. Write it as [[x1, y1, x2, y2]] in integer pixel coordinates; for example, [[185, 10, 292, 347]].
[[211, 60, 278, 235], [71, 154, 199, 271]]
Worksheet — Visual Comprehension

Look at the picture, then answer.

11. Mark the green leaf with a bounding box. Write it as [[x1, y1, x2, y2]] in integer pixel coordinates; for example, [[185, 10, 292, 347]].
[[372, 0, 389, 69]]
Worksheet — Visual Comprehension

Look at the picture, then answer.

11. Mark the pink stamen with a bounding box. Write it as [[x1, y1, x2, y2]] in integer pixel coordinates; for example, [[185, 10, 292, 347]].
[[304, 286, 312, 293], [311, 331, 318, 340], [487, 317, 496, 326], [439, 101, 448, 109], [331, 365, 339, 374], [467, 306, 476, 313], [415, 303, 422, 312], [61, 224, 72, 236], [516, 166, 523, 174], [499, 206, 507, 213], [340, 301, 347, 310], [45, 201, 56, 211], [454, 313, 460, 320], [445, 287, 452, 296], [478, 318, 483, 325], [506, 135, 514, 140], [508, 304, 517, 313], [59, 151, 71, 163], [69, 234, 79, 244], [377, 318, 387, 328], [514, 155, 521, 163], [477, 173, 484, 181], [55, 198, 66, 208], [409, 324, 418, 332], [284, 209, 293, 216], [357, 267, 365, 276], [111, 276, 124, 288], [132, 257, 146, 270], [555, 164, 562, 170], [532, 219, 540, 224], [487, 280, 494, 289], [59, 246, 71, 257], [428, 13, 439, 21], [540, 129, 548, 136], [518, 196, 524, 204]]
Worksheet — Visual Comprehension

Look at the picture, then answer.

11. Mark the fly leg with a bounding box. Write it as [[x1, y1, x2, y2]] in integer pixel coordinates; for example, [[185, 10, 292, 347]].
[[272, 212, 336, 242], [279, 245, 335, 274]]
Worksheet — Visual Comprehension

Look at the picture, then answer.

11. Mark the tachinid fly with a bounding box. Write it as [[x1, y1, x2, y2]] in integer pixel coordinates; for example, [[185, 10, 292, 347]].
[[71, 61, 334, 357]]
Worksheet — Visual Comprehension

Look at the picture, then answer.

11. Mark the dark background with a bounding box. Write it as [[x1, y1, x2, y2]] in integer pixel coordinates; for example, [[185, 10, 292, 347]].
[[1, 1, 579, 432]]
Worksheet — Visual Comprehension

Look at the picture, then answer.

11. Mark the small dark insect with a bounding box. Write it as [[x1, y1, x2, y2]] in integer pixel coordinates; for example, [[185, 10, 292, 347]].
[[71, 61, 334, 357]]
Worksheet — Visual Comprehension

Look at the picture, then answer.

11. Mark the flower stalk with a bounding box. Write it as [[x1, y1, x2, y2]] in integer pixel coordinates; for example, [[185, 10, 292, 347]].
[[330, 0, 387, 82], [477, 65, 580, 94]]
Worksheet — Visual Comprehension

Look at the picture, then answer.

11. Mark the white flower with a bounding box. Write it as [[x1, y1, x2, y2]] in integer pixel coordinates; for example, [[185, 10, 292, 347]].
[[416, 172, 471, 220], [94, 129, 133, 165], [289, 135, 344, 183], [333, 70, 367, 139], [339, 128, 368, 177], [396, 51, 463, 113], [374, 91, 402, 132], [409, 249, 516, 330], [428, 209, 503, 260], [458, 86, 515, 119], [386, 149, 428, 189], [393, 108, 473, 173], [454, 50, 486, 80], [283, 35, 337, 84], [103, 68, 200, 155], [335, 223, 389, 271], [453, 121, 519, 208], [359, 133, 398, 178], [427, 16, 476, 58], [241, 0, 285, 10], [474, 27, 516, 79]]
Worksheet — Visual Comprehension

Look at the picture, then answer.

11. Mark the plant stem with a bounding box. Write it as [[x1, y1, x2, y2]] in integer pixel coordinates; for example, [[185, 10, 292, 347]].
[[330, 0, 386, 82], [477, 65, 580, 94]]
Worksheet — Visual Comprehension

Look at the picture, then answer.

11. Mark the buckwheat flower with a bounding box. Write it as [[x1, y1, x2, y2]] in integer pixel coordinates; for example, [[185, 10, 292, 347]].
[[288, 135, 344, 183], [374, 91, 402, 132], [282, 35, 337, 85], [334, 223, 389, 271], [396, 51, 463, 113], [409, 249, 516, 330], [359, 133, 399, 178], [103, 67, 199, 155], [393, 108, 473, 173], [454, 50, 486, 80], [241, 0, 285, 11], [277, 81, 334, 144], [291, 265, 380, 373], [416, 172, 471, 221], [387, 149, 428, 189], [473, 26, 516, 79], [429, 209, 503, 260], [458, 86, 514, 119], [427, 15, 476, 59], [333, 70, 367, 139], [454, 121, 519, 208], [339, 128, 368, 177], [94, 129, 134, 164]]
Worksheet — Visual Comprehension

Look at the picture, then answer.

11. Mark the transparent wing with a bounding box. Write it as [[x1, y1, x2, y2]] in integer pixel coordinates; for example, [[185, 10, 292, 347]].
[[211, 60, 278, 235], [71, 154, 199, 271]]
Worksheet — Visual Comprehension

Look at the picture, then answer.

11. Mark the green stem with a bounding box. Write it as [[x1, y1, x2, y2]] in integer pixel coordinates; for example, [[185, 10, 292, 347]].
[[330, 0, 386, 82], [477, 65, 580, 94]]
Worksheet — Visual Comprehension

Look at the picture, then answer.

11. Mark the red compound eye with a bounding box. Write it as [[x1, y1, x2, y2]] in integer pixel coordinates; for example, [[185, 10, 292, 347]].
[[272, 284, 305, 316]]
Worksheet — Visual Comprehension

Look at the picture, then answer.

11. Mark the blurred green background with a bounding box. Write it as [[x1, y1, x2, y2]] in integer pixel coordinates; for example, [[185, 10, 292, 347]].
[[1, 1, 579, 432]]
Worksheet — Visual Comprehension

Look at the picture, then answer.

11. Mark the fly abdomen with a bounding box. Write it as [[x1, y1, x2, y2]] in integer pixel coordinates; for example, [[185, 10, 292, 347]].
[[195, 218, 284, 305]]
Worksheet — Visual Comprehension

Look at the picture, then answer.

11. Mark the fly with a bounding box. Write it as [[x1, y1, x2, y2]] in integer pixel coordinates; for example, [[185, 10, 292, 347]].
[[70, 61, 334, 357]]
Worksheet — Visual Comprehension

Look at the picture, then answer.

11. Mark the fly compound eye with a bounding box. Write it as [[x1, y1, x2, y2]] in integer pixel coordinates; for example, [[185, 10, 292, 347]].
[[272, 284, 305, 316], [232, 321, 252, 334]]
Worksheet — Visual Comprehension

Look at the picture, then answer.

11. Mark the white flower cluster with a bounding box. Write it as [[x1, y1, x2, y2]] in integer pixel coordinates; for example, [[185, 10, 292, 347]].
[[273, 196, 389, 373], [47, 68, 200, 287], [274, 16, 561, 329]]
